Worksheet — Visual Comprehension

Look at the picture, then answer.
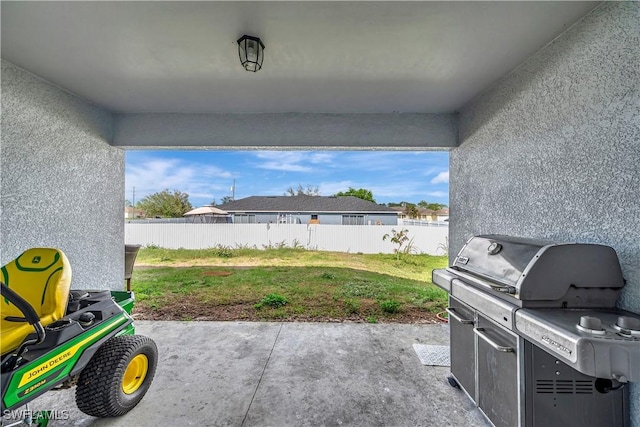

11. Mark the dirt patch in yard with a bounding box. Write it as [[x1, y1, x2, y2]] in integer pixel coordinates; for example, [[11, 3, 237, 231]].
[[202, 270, 234, 277], [132, 298, 447, 324]]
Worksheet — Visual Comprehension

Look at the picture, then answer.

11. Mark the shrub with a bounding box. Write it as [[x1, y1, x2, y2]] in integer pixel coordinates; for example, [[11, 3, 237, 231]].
[[344, 299, 360, 314], [379, 299, 402, 314], [291, 239, 305, 249], [214, 245, 234, 258], [255, 293, 288, 309], [437, 236, 449, 256]]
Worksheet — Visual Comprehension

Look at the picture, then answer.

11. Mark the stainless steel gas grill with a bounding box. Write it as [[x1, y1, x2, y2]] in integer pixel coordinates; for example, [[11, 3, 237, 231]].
[[432, 235, 640, 427]]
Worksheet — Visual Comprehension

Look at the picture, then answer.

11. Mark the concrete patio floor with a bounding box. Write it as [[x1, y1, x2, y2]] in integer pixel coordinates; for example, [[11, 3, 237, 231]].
[[20, 321, 489, 426]]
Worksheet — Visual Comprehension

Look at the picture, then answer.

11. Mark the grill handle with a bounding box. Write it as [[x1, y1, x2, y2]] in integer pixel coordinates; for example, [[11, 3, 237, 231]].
[[451, 272, 516, 294], [445, 307, 474, 324], [474, 327, 515, 353]]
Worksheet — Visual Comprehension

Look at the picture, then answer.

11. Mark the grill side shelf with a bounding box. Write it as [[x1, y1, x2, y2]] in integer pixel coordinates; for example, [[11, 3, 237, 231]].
[[514, 310, 581, 366], [432, 268, 456, 293]]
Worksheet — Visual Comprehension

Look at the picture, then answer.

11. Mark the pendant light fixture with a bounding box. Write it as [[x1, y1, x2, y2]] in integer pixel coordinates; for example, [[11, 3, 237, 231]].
[[237, 35, 265, 72]]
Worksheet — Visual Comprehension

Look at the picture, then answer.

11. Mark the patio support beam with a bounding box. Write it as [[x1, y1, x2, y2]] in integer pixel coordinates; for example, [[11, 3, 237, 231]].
[[112, 113, 458, 150]]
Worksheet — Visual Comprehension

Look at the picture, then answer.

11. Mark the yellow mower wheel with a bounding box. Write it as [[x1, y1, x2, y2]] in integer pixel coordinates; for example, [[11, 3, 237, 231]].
[[76, 335, 158, 417], [122, 354, 149, 394]]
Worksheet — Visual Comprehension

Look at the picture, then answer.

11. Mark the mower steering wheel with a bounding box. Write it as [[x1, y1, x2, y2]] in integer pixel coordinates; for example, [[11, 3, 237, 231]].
[[1, 281, 46, 344]]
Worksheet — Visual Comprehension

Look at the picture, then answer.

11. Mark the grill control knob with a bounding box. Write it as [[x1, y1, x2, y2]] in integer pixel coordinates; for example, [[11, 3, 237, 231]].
[[617, 316, 640, 331], [579, 316, 602, 331], [487, 242, 502, 255]]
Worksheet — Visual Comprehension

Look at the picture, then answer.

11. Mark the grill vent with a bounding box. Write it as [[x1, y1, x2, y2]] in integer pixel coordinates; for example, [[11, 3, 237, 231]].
[[575, 380, 593, 394], [535, 379, 593, 394], [536, 380, 554, 393], [556, 380, 574, 393]]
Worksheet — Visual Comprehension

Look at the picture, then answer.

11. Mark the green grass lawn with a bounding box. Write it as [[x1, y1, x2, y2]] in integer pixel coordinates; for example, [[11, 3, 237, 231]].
[[131, 247, 449, 323]]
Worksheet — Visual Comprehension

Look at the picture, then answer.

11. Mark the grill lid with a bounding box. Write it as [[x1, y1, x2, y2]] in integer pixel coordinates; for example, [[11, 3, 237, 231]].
[[452, 235, 625, 303]]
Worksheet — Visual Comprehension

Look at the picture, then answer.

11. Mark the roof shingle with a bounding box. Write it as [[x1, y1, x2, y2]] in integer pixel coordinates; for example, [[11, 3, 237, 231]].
[[218, 195, 396, 213]]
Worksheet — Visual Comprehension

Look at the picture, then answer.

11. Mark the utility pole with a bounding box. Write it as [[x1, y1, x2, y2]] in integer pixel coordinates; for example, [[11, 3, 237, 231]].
[[231, 179, 235, 201], [132, 186, 136, 218]]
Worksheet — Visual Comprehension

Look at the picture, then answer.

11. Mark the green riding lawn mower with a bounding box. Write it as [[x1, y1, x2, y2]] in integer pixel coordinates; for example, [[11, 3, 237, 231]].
[[1, 248, 158, 426]]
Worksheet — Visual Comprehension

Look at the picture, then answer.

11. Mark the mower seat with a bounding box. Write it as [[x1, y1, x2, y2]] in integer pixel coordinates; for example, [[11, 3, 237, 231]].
[[1, 248, 72, 354]]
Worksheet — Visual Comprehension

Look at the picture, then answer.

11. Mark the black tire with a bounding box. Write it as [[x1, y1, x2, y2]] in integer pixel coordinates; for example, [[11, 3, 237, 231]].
[[75, 335, 158, 417], [447, 375, 460, 389]]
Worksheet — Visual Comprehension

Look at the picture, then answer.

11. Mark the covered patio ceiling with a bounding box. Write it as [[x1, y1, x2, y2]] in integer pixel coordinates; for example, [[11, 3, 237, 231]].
[[1, 1, 599, 115]]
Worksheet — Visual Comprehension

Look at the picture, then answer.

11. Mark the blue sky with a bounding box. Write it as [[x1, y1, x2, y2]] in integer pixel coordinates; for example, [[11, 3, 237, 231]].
[[125, 151, 449, 207]]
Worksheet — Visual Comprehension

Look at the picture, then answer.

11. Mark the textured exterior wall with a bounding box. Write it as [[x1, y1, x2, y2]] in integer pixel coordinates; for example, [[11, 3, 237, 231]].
[[113, 112, 458, 149], [450, 2, 640, 423], [1, 60, 124, 290]]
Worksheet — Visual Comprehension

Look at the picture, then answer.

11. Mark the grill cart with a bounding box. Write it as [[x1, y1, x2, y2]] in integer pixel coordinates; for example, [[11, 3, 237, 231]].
[[433, 235, 639, 427]]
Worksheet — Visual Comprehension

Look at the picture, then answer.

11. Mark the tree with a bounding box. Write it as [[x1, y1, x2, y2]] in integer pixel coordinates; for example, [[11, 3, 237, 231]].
[[219, 196, 234, 204], [418, 200, 448, 210], [404, 203, 419, 219], [386, 201, 412, 208], [136, 190, 193, 218], [334, 187, 376, 203], [285, 184, 320, 196]]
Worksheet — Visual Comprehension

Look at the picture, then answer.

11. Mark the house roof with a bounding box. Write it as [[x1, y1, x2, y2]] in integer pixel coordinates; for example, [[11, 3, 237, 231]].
[[417, 208, 436, 215], [218, 195, 396, 214]]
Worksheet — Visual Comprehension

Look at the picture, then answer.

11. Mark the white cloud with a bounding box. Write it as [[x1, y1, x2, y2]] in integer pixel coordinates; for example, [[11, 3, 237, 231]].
[[309, 152, 335, 164], [430, 171, 449, 184], [425, 191, 449, 198], [125, 157, 233, 205], [252, 151, 337, 172], [318, 180, 356, 195], [341, 152, 419, 173], [260, 162, 311, 172], [253, 151, 311, 172]]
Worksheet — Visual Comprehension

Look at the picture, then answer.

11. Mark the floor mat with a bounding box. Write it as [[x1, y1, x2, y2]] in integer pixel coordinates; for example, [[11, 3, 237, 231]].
[[412, 344, 450, 366]]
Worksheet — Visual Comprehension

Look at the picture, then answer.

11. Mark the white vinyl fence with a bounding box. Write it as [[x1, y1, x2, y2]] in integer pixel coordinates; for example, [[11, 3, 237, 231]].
[[125, 223, 449, 255]]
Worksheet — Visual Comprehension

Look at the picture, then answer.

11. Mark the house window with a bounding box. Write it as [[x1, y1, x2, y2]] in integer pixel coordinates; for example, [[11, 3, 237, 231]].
[[342, 215, 365, 225], [234, 214, 256, 224], [311, 214, 318, 220]]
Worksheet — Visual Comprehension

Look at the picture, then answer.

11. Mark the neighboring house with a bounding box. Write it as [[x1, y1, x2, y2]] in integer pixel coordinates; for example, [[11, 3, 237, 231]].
[[434, 208, 449, 222], [416, 208, 435, 221], [390, 206, 407, 220], [418, 207, 449, 222], [124, 207, 145, 219], [218, 195, 398, 225], [390, 206, 449, 222]]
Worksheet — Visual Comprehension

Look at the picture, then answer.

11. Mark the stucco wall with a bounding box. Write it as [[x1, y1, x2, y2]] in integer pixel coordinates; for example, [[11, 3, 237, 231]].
[[113, 112, 458, 149], [1, 60, 124, 290], [450, 2, 640, 423]]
